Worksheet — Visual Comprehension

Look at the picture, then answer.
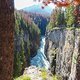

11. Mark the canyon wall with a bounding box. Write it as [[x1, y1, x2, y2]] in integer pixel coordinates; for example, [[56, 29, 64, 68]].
[[14, 11, 40, 77], [45, 29, 80, 80]]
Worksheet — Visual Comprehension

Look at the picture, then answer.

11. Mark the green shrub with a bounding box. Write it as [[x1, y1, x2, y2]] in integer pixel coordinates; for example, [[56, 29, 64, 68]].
[[40, 68, 47, 80], [41, 71, 47, 80], [52, 75, 63, 80], [52, 75, 58, 80], [14, 75, 31, 80]]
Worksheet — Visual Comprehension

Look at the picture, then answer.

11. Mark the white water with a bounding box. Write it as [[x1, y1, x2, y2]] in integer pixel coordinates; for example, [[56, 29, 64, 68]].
[[30, 36, 50, 70]]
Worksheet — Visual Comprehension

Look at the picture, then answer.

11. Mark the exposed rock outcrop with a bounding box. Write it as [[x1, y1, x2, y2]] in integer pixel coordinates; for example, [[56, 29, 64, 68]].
[[23, 66, 53, 80], [45, 29, 80, 80]]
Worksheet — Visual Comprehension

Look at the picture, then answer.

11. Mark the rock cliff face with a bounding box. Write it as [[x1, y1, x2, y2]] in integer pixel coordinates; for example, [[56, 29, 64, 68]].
[[45, 29, 80, 80]]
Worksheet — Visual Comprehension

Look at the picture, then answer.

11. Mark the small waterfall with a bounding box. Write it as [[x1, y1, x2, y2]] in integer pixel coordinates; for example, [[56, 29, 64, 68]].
[[30, 36, 50, 70]]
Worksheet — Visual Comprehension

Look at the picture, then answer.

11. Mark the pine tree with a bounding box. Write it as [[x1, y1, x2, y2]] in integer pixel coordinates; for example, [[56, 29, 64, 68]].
[[57, 8, 66, 27], [65, 5, 75, 27], [74, 5, 80, 27]]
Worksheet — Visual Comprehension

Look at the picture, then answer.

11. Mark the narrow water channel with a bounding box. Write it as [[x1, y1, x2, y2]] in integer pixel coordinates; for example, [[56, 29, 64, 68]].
[[31, 36, 50, 69]]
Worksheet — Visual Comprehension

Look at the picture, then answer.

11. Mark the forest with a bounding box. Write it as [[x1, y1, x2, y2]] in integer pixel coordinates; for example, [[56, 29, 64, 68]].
[[0, 0, 80, 80]]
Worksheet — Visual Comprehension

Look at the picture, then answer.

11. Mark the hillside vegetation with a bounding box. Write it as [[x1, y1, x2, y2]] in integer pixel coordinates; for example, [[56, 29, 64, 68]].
[[14, 10, 40, 77], [47, 5, 80, 31]]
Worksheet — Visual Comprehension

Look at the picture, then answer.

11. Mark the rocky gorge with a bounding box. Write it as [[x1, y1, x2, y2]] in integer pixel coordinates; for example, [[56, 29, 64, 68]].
[[14, 4, 80, 80], [0, 1, 80, 80], [15, 28, 80, 80], [45, 28, 80, 80]]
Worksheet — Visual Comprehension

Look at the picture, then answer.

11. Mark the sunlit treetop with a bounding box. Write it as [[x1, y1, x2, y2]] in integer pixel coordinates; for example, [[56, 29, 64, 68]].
[[33, 0, 80, 8]]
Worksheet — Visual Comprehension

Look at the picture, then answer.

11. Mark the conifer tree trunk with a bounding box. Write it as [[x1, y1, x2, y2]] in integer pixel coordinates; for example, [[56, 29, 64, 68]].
[[0, 0, 14, 80]]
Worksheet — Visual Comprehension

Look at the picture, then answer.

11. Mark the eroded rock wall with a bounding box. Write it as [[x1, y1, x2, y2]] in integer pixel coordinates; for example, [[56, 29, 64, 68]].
[[45, 29, 80, 80]]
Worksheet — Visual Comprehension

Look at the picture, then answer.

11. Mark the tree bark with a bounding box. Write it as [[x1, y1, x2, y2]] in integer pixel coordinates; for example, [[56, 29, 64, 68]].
[[0, 0, 14, 80]]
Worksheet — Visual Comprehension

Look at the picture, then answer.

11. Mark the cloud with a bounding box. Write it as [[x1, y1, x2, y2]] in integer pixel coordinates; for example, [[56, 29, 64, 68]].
[[14, 0, 41, 10], [48, 3, 56, 9]]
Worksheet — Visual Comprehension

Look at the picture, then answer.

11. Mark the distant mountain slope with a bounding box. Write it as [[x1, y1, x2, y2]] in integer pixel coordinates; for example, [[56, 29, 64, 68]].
[[19, 11, 50, 35], [22, 4, 53, 16]]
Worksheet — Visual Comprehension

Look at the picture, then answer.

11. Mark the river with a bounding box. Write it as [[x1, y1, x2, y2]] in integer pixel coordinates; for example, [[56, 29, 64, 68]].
[[30, 36, 50, 70]]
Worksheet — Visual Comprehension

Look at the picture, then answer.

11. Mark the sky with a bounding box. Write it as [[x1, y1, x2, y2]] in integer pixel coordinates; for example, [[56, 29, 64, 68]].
[[14, 0, 55, 10]]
